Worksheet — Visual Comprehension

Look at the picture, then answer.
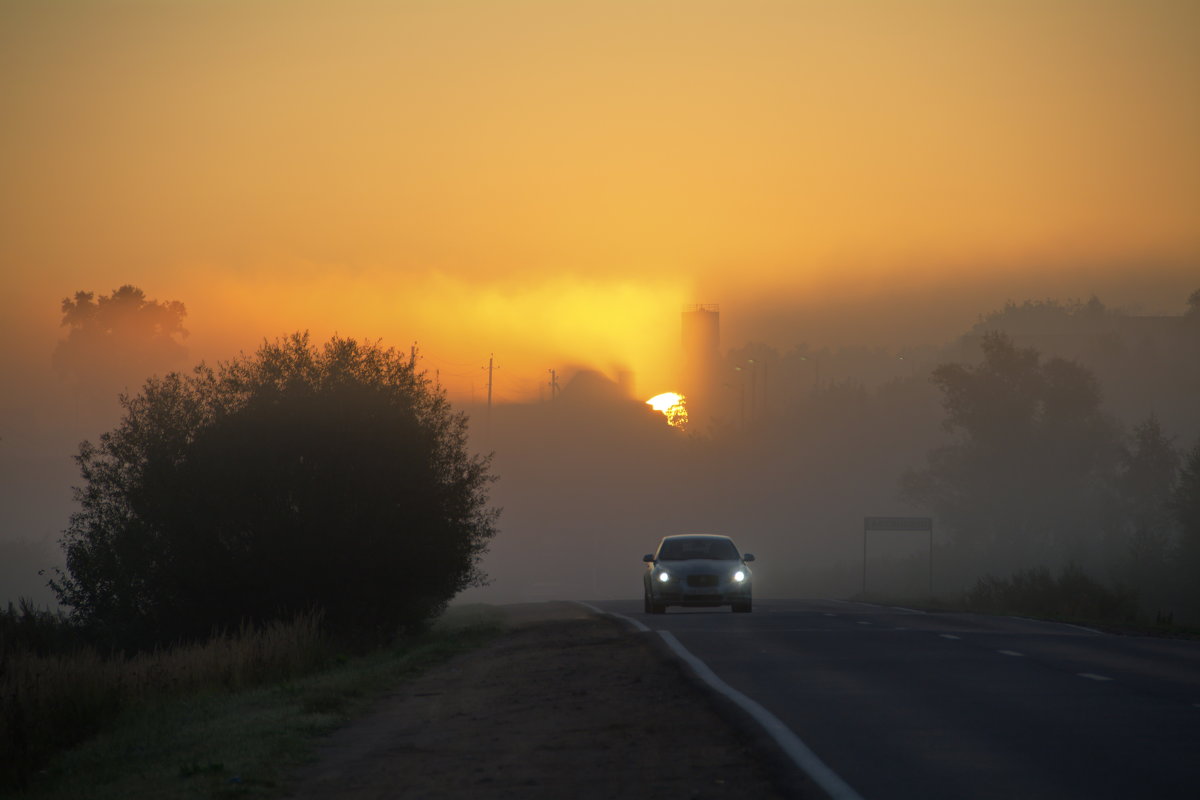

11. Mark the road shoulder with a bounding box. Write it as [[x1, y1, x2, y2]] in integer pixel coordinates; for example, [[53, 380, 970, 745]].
[[286, 602, 809, 799]]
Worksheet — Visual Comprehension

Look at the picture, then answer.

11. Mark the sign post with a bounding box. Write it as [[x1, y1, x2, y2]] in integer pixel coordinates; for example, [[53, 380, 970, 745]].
[[862, 516, 934, 596]]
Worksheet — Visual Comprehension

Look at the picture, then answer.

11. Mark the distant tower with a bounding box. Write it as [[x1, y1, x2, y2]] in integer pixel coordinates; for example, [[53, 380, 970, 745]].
[[681, 304, 720, 429]]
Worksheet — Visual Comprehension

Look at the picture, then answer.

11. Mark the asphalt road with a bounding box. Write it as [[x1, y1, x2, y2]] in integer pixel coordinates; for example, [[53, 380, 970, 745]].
[[592, 598, 1200, 800]]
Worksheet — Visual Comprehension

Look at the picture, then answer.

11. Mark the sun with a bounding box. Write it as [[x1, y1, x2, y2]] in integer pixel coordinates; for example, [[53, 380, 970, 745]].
[[646, 392, 688, 430]]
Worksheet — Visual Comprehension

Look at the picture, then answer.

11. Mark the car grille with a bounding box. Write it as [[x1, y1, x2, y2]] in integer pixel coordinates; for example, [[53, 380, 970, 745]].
[[687, 574, 719, 588]]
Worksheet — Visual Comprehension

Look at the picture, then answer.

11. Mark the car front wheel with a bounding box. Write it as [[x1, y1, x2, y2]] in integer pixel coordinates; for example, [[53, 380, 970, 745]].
[[732, 598, 752, 613]]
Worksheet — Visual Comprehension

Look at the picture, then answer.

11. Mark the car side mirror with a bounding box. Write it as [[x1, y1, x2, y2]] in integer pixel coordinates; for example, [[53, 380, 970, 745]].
[[743, 553, 755, 562], [643, 554, 655, 563]]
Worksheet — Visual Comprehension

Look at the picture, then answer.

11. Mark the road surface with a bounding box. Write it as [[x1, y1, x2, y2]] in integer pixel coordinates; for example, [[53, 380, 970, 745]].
[[592, 598, 1200, 800]]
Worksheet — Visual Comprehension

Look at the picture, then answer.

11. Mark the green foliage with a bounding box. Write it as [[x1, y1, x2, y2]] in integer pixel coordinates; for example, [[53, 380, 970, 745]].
[[1, 611, 329, 792], [5, 606, 503, 800], [964, 564, 1138, 623], [51, 333, 498, 647]]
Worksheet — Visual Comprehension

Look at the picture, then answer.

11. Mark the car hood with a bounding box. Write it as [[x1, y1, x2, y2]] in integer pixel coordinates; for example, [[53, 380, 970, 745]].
[[656, 558, 745, 576]]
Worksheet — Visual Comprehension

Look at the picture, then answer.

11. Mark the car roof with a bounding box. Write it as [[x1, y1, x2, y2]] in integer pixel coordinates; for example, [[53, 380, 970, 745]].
[[659, 534, 735, 542]]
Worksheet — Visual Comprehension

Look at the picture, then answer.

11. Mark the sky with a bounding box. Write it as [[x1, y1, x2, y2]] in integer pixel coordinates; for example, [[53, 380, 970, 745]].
[[2, 0, 1198, 405]]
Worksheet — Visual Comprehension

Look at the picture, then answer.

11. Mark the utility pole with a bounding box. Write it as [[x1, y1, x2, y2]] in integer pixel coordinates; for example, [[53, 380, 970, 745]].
[[547, 368, 560, 400], [486, 354, 494, 412], [483, 354, 497, 448]]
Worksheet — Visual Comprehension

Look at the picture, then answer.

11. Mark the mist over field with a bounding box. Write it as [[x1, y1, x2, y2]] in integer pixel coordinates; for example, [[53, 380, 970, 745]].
[[2, 1, 1198, 621]]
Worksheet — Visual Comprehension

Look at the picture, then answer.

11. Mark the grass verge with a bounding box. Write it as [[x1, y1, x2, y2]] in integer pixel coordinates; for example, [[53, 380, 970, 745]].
[[9, 604, 506, 800]]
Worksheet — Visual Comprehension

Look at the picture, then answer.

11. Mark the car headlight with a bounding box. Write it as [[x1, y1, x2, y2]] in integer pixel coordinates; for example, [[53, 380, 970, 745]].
[[657, 571, 671, 583], [733, 570, 746, 583]]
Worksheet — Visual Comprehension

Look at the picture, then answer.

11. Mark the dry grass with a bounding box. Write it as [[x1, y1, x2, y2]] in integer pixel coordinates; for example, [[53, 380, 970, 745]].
[[1, 611, 329, 790]]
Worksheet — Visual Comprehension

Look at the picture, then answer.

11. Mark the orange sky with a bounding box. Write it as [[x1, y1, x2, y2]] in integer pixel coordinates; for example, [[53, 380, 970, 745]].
[[2, 0, 1197, 403]]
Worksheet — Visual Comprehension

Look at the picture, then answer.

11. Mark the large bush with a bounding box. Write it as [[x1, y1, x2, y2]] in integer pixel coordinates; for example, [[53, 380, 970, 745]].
[[51, 334, 498, 645]]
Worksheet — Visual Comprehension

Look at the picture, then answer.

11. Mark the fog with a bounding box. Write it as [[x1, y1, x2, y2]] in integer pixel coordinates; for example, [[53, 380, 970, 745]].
[[2, 1, 1198, 616], [448, 288, 1197, 608]]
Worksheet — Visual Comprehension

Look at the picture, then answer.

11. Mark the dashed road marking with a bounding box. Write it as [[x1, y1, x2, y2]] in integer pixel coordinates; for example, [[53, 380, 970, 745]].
[[890, 606, 927, 614], [997, 650, 1024, 657], [823, 613, 838, 617], [857, 621, 872, 625], [1078, 673, 1113, 682], [940, 634, 961, 640]]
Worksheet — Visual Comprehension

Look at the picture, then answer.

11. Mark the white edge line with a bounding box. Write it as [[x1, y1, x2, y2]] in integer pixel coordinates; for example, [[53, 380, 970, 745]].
[[657, 630, 865, 800], [575, 601, 650, 633], [1002, 615, 1103, 635], [575, 603, 863, 799]]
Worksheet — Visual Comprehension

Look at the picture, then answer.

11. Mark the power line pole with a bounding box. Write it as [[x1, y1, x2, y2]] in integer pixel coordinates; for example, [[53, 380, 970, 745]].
[[486, 354, 494, 412], [547, 368, 560, 400], [483, 354, 497, 448]]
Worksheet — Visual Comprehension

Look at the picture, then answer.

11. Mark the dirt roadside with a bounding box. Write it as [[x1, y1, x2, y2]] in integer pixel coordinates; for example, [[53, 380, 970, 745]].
[[286, 602, 823, 799]]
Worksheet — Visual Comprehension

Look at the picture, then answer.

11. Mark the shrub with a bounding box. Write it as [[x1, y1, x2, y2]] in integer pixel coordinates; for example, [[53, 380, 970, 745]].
[[964, 564, 1138, 622], [51, 333, 499, 647]]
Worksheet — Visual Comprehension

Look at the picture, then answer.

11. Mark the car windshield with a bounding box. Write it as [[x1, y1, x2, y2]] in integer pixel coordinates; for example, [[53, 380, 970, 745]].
[[657, 538, 740, 560]]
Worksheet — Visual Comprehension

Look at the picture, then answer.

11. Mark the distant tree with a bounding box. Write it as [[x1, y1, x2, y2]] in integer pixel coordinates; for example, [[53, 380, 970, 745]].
[[51, 333, 498, 646], [1186, 288, 1200, 319], [903, 332, 1119, 569], [53, 285, 188, 402], [970, 296, 1110, 337], [1115, 416, 1179, 532], [1109, 416, 1180, 606], [1174, 439, 1200, 574]]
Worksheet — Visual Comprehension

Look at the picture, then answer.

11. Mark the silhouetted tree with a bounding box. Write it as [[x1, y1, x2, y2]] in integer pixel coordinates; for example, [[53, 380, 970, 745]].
[[903, 332, 1119, 570], [1174, 438, 1200, 610], [1185, 288, 1200, 320], [1108, 415, 1180, 608], [51, 333, 498, 646], [53, 285, 188, 406]]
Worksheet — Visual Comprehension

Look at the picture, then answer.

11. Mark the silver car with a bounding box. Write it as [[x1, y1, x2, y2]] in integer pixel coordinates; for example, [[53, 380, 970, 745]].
[[642, 534, 755, 613]]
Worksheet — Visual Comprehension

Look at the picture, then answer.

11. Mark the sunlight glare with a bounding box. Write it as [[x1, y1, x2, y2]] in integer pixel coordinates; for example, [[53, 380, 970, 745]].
[[646, 392, 688, 430]]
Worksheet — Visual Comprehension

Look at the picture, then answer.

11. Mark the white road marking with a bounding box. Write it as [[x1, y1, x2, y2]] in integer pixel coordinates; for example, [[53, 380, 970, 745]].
[[1078, 673, 1113, 682], [940, 634, 961, 640], [578, 602, 864, 800], [856, 621, 873, 626], [576, 602, 650, 633], [823, 613, 838, 617], [997, 650, 1024, 657], [658, 630, 865, 800], [890, 606, 927, 614], [1002, 615, 1103, 635]]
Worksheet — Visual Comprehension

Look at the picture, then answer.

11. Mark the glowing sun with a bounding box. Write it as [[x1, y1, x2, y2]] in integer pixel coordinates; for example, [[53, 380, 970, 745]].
[[646, 392, 688, 430]]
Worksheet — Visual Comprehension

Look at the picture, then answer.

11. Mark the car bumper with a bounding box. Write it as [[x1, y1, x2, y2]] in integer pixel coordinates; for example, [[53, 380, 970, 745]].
[[650, 583, 751, 607]]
